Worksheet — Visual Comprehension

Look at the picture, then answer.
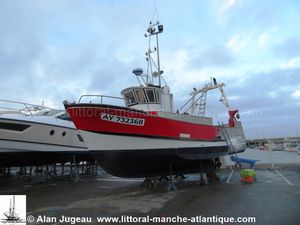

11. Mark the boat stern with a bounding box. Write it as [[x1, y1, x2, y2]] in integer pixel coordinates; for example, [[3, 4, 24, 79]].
[[222, 121, 247, 154]]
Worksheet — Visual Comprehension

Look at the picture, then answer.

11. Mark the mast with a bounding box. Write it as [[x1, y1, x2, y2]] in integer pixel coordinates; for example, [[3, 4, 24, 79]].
[[4, 195, 21, 222], [144, 20, 164, 87], [156, 30, 161, 87], [12, 195, 15, 216], [127, 20, 172, 112], [9, 198, 12, 216]]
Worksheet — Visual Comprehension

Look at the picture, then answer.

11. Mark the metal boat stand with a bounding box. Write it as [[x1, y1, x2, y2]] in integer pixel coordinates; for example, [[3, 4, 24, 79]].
[[0, 167, 11, 177], [198, 162, 208, 185], [206, 170, 220, 182], [141, 177, 158, 189], [141, 165, 178, 191], [1, 161, 99, 182], [207, 159, 221, 183], [141, 176, 176, 191], [141, 165, 188, 191], [31, 166, 47, 183], [78, 162, 98, 176], [70, 155, 80, 182], [18, 166, 27, 176], [167, 164, 177, 191]]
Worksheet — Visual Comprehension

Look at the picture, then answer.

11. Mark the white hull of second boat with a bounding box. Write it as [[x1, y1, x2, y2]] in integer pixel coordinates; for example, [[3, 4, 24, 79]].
[[0, 139, 86, 153], [0, 114, 86, 150], [0, 114, 92, 166]]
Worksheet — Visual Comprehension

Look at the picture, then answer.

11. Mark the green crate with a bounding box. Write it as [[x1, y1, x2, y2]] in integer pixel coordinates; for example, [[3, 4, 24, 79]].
[[240, 169, 256, 178]]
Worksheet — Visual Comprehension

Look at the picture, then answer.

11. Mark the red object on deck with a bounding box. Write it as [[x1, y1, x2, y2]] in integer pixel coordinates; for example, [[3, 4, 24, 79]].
[[228, 109, 238, 127]]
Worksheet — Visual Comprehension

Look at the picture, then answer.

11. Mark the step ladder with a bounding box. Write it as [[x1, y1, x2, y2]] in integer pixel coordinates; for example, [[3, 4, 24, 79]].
[[218, 122, 238, 158], [197, 91, 207, 116]]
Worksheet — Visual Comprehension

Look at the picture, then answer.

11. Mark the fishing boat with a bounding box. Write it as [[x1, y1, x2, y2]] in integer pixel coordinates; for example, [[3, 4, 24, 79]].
[[2, 196, 23, 223], [0, 99, 93, 167], [64, 20, 246, 178]]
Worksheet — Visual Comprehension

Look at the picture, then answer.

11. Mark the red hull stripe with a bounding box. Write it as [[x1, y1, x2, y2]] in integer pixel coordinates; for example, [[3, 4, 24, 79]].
[[67, 105, 219, 141]]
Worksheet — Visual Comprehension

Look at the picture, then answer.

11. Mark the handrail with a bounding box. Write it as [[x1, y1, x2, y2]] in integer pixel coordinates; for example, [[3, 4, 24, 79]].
[[0, 98, 54, 116], [218, 122, 238, 156], [0, 98, 46, 108], [78, 95, 124, 104]]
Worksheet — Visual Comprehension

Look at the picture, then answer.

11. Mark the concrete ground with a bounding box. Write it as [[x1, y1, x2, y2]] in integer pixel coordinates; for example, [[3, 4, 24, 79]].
[[0, 161, 300, 225]]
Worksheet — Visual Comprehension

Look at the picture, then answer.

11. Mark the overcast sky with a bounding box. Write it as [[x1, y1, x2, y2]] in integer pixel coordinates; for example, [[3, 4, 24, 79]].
[[0, 0, 300, 139]]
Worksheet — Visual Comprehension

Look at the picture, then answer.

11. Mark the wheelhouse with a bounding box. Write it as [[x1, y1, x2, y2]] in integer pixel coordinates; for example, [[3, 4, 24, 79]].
[[121, 85, 172, 112], [121, 86, 160, 106]]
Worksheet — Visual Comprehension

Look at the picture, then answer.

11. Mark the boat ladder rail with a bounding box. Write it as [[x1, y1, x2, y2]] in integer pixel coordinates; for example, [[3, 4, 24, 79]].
[[218, 122, 238, 158]]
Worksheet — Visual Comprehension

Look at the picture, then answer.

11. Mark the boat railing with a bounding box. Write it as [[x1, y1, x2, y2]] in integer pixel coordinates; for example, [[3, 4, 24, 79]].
[[0, 98, 53, 116], [78, 95, 125, 106]]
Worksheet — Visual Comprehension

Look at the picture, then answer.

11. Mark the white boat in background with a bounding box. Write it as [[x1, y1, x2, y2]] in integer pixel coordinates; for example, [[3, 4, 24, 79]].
[[296, 146, 300, 155], [0, 99, 93, 167]]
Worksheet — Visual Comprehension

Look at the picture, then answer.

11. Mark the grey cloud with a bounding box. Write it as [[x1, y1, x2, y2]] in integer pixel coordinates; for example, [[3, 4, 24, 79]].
[[228, 67, 300, 99], [87, 56, 142, 96], [0, 0, 147, 107], [223, 67, 300, 138], [274, 37, 300, 58], [0, 3, 47, 79], [225, 0, 300, 31], [186, 45, 235, 69], [197, 46, 234, 67]]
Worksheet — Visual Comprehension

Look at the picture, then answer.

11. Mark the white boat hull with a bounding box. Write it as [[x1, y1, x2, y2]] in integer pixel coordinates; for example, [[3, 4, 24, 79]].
[[79, 130, 228, 152], [0, 115, 93, 167]]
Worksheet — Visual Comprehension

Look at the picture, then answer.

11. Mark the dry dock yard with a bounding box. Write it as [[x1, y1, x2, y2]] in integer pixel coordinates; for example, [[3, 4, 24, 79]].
[[1, 150, 300, 225]]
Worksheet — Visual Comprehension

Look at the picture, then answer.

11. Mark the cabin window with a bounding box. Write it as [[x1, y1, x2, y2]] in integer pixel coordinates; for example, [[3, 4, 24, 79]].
[[57, 113, 72, 121], [145, 89, 156, 103], [0, 122, 30, 132], [124, 91, 137, 106], [134, 89, 147, 103], [77, 134, 84, 142], [155, 90, 160, 103], [123, 88, 161, 106]]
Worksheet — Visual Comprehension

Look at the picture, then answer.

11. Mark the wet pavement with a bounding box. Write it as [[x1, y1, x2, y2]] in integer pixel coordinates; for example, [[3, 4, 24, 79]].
[[0, 162, 300, 225]]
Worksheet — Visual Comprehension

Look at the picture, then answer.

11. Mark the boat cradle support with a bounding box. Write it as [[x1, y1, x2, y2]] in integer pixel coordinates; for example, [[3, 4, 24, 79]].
[[141, 158, 221, 191]]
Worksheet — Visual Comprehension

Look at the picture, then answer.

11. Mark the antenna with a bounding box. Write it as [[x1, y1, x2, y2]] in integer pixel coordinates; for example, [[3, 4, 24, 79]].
[[151, 0, 160, 22], [132, 68, 145, 85]]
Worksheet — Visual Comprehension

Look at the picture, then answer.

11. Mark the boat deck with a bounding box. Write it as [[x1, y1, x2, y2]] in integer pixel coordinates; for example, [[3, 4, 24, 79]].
[[0, 161, 300, 225]]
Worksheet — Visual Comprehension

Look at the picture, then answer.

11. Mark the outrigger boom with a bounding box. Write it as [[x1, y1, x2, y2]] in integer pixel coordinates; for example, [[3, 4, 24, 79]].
[[180, 78, 230, 117]]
